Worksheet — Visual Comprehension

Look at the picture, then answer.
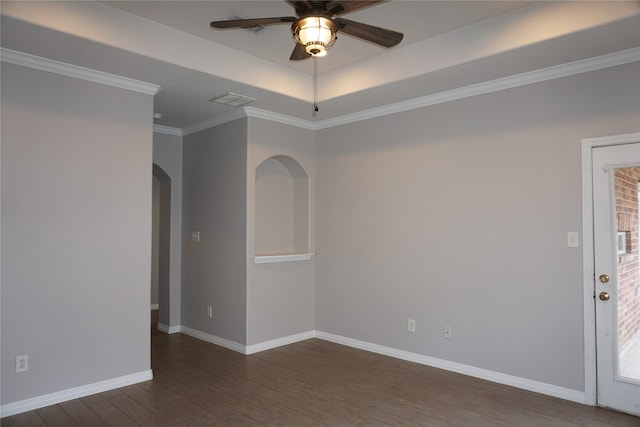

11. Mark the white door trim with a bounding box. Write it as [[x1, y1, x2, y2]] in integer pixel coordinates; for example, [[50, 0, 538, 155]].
[[581, 132, 640, 406]]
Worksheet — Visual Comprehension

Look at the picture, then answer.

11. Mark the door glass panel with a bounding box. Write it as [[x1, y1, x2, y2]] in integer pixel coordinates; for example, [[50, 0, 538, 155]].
[[615, 166, 640, 382]]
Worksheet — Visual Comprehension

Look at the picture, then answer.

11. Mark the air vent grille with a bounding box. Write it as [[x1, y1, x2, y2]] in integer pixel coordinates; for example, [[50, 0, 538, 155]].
[[210, 92, 256, 107], [229, 15, 265, 34]]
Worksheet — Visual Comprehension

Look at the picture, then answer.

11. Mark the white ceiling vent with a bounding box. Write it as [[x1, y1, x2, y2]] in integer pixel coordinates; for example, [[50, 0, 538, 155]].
[[210, 92, 256, 107], [229, 15, 265, 34]]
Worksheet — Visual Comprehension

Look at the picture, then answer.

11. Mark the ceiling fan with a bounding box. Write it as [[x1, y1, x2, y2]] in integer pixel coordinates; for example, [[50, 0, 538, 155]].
[[210, 1, 403, 60]]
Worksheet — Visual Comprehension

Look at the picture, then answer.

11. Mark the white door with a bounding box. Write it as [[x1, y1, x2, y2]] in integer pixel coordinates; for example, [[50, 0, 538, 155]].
[[593, 141, 640, 416]]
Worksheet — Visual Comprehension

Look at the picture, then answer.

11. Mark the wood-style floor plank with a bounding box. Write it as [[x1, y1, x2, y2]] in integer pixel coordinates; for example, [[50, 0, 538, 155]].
[[35, 405, 77, 427], [3, 333, 639, 426], [79, 393, 138, 427], [4, 410, 46, 427], [58, 399, 109, 427]]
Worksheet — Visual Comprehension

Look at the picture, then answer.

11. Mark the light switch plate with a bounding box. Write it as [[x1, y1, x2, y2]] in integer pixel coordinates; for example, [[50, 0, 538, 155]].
[[567, 232, 579, 248]]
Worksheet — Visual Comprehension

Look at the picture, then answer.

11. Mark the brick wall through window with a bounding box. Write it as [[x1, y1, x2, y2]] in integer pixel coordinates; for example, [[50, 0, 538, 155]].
[[614, 167, 640, 353]]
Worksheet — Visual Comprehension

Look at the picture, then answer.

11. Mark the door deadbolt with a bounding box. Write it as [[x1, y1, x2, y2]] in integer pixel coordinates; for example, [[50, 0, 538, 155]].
[[599, 292, 610, 301], [599, 274, 609, 284]]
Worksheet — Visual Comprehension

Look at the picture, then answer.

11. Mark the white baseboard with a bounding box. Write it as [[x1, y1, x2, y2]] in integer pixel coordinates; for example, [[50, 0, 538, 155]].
[[245, 331, 315, 354], [178, 326, 315, 355], [171, 327, 585, 404], [0, 370, 153, 418], [3, 326, 576, 418], [315, 331, 585, 404], [179, 326, 246, 354], [157, 323, 180, 334]]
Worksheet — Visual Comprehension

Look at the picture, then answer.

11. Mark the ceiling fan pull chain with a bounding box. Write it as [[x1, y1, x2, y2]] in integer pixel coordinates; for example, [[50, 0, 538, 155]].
[[313, 58, 319, 115]]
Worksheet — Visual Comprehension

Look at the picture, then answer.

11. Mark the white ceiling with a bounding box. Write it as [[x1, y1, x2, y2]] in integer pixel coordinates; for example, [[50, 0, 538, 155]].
[[1, 1, 639, 130], [102, 1, 534, 73]]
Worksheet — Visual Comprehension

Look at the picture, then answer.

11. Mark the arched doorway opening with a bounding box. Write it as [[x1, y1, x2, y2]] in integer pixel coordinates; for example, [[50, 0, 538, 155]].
[[152, 164, 171, 334]]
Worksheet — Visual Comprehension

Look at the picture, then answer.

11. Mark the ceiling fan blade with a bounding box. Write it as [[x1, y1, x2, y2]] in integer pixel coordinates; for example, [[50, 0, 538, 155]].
[[290, 43, 311, 61], [286, 1, 314, 15], [211, 16, 296, 29], [327, 1, 387, 16], [334, 17, 403, 47]]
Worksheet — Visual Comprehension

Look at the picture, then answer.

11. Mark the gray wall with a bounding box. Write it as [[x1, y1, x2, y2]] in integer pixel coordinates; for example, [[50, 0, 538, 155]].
[[3, 57, 635, 408], [153, 132, 183, 328], [182, 119, 247, 344], [247, 118, 315, 345], [315, 62, 640, 392], [1, 63, 153, 403]]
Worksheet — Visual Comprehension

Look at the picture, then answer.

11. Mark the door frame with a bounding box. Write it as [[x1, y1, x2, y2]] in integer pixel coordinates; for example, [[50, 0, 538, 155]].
[[581, 132, 640, 406]]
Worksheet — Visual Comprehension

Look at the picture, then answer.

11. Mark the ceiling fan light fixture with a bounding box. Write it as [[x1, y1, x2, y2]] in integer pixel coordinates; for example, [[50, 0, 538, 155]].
[[293, 16, 337, 57]]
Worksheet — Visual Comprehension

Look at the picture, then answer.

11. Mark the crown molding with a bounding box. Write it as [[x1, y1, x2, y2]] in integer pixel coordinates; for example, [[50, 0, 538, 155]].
[[1, 48, 160, 95], [181, 108, 247, 136], [244, 107, 316, 130], [152, 47, 640, 135], [153, 124, 183, 136], [313, 47, 640, 130], [181, 107, 317, 136]]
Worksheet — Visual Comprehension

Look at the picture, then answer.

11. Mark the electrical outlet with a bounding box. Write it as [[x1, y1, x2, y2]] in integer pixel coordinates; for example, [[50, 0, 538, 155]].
[[407, 319, 415, 332], [443, 326, 452, 339], [16, 355, 28, 373], [207, 306, 213, 318]]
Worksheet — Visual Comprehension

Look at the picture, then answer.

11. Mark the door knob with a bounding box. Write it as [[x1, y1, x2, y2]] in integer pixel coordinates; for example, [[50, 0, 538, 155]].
[[599, 292, 610, 301], [599, 274, 609, 283]]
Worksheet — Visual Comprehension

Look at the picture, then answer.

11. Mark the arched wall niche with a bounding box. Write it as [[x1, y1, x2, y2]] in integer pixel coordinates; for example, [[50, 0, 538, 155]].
[[255, 155, 310, 259]]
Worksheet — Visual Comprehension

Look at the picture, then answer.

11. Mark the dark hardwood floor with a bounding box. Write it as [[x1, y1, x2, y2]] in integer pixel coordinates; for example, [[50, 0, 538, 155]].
[[4, 330, 639, 426]]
